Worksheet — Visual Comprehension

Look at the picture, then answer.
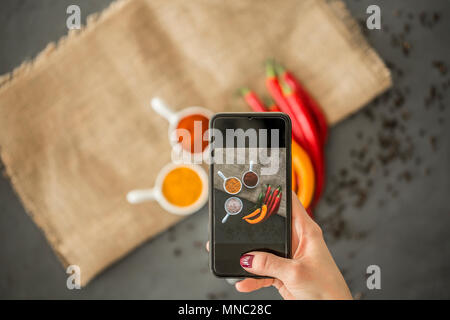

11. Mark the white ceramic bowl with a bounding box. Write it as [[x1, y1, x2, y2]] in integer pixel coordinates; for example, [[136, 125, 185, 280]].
[[126, 163, 208, 215], [151, 97, 213, 162]]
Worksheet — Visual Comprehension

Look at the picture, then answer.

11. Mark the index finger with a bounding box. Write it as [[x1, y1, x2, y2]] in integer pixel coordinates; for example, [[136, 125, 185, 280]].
[[291, 191, 319, 253]]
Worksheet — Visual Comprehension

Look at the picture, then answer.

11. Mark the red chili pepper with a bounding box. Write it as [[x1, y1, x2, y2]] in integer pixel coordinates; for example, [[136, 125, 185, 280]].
[[263, 185, 271, 204], [239, 88, 266, 112], [266, 187, 275, 207], [306, 207, 314, 219], [281, 81, 324, 205], [269, 104, 281, 112], [265, 62, 305, 145], [266, 186, 281, 211], [269, 191, 282, 216], [265, 98, 294, 139], [262, 192, 282, 222], [264, 98, 281, 112], [266, 190, 274, 206], [276, 64, 328, 146]]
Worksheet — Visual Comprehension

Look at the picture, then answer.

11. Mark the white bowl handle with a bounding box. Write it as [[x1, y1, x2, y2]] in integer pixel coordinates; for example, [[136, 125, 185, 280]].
[[217, 170, 227, 181], [151, 97, 178, 125], [222, 213, 230, 224], [126, 188, 156, 204]]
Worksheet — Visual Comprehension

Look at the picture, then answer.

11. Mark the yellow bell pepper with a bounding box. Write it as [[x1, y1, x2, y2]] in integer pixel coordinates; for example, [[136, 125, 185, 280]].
[[292, 141, 315, 209], [292, 167, 298, 193]]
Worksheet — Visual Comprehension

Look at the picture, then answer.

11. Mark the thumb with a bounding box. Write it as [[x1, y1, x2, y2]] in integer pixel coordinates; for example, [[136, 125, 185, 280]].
[[240, 252, 292, 281]]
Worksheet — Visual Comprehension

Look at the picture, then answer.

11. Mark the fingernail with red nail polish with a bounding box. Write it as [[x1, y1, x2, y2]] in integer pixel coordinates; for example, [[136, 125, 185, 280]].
[[240, 254, 254, 268]]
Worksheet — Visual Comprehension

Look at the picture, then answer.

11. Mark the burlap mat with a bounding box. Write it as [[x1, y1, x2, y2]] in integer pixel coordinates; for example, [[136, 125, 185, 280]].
[[0, 0, 391, 285]]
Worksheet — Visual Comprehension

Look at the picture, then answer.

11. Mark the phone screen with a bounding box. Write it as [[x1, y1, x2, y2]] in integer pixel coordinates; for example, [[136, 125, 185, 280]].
[[209, 113, 291, 277]]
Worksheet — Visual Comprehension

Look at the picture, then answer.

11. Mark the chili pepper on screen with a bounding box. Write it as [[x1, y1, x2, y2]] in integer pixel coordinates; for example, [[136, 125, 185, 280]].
[[261, 191, 282, 223], [244, 186, 282, 224], [276, 63, 329, 146], [239, 88, 266, 112], [266, 185, 281, 212], [268, 191, 282, 216], [242, 207, 261, 220], [256, 190, 264, 205], [281, 81, 324, 205], [263, 185, 271, 204], [248, 190, 265, 212], [245, 204, 268, 224]]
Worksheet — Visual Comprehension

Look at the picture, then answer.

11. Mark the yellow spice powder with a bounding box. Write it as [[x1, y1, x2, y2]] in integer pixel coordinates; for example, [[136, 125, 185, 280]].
[[162, 167, 202, 207]]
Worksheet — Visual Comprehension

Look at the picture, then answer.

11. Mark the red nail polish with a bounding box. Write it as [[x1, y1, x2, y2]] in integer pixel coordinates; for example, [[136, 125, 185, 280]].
[[240, 254, 254, 268]]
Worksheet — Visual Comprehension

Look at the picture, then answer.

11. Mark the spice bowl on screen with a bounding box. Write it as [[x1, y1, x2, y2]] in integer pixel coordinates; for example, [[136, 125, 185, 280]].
[[242, 160, 259, 188], [217, 171, 242, 195]]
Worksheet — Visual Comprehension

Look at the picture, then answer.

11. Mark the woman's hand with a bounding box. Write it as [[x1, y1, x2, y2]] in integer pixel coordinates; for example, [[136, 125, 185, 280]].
[[208, 191, 352, 300]]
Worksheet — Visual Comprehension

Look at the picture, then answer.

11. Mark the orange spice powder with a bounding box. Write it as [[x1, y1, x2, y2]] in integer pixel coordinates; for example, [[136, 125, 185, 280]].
[[176, 114, 209, 153], [225, 178, 241, 194], [162, 167, 202, 207]]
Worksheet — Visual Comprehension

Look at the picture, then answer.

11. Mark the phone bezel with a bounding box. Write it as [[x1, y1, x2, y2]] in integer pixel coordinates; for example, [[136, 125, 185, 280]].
[[208, 112, 292, 278]]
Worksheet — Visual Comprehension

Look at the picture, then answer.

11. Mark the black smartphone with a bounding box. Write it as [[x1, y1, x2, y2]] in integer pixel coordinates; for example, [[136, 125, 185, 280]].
[[209, 112, 292, 278]]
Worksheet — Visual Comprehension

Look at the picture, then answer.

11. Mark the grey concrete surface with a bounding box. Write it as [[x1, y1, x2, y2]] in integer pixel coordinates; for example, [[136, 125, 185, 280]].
[[0, 0, 449, 299]]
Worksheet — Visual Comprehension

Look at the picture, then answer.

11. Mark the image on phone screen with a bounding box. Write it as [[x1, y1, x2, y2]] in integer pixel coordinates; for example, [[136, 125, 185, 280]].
[[209, 113, 291, 277]]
